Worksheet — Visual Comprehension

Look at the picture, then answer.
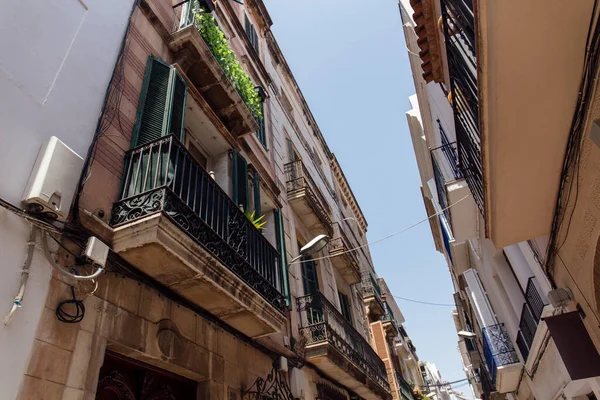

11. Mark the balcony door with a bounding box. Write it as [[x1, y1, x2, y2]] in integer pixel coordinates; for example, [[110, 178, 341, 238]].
[[301, 255, 323, 325]]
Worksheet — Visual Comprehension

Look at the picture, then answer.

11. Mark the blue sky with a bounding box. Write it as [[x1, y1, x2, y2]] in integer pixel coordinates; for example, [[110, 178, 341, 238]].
[[263, 0, 468, 390]]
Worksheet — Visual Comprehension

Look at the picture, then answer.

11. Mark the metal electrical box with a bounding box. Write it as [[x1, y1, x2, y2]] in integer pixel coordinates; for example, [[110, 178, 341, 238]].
[[22, 136, 84, 220]]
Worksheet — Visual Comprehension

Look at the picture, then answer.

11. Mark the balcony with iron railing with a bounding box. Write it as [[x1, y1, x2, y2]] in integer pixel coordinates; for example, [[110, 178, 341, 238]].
[[328, 223, 361, 285], [440, 0, 483, 213], [284, 160, 333, 236], [297, 292, 392, 400], [361, 271, 385, 320], [431, 121, 478, 243], [481, 323, 522, 393], [381, 302, 400, 338], [516, 278, 547, 362], [110, 135, 286, 338], [164, 0, 259, 136]]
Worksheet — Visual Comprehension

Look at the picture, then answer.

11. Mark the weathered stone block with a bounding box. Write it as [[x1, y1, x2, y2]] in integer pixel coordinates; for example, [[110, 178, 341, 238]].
[[18, 376, 65, 400], [138, 284, 171, 323], [62, 387, 85, 400], [211, 353, 225, 383], [36, 307, 79, 351], [171, 303, 196, 342], [26, 340, 72, 384], [66, 330, 94, 390]]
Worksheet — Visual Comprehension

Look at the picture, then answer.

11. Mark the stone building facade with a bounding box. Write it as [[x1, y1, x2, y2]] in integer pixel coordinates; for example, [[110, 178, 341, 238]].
[[400, 0, 600, 399], [0, 0, 406, 399]]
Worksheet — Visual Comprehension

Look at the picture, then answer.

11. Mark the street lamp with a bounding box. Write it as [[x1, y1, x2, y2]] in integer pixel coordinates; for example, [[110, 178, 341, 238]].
[[457, 331, 477, 339], [288, 234, 330, 264]]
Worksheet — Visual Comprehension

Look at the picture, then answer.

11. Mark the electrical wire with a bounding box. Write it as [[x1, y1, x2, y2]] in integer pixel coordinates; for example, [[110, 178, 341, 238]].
[[393, 296, 455, 307], [291, 194, 471, 265], [546, 0, 600, 282], [55, 286, 85, 323]]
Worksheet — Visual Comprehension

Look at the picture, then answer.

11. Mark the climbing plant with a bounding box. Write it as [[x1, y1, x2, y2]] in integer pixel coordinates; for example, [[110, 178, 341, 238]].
[[192, 2, 263, 120]]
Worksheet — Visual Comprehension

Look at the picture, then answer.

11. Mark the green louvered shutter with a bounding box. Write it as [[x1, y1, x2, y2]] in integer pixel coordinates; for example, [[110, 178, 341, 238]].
[[132, 57, 187, 147], [168, 71, 187, 142], [339, 292, 352, 323], [301, 256, 319, 295], [274, 209, 290, 307], [253, 172, 261, 216], [232, 151, 249, 211], [301, 255, 322, 323]]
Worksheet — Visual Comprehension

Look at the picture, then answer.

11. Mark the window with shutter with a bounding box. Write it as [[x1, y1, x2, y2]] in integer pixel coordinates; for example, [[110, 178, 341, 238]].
[[274, 209, 290, 307], [286, 138, 296, 162], [301, 255, 322, 324], [253, 172, 261, 216], [255, 101, 267, 148], [244, 13, 259, 55], [301, 255, 319, 295], [232, 150, 249, 211], [132, 56, 187, 148], [338, 292, 353, 323]]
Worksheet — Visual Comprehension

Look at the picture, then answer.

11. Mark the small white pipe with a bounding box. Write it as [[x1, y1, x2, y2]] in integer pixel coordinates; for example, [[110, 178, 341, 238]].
[[42, 231, 104, 280], [4, 226, 37, 325]]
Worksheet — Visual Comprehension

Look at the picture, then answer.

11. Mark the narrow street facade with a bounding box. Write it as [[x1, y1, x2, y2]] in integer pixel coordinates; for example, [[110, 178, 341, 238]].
[[400, 0, 600, 399], [0, 1, 435, 399]]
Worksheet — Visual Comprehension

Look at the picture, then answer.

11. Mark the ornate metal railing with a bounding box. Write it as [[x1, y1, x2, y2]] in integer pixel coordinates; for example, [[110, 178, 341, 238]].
[[328, 226, 361, 278], [440, 0, 483, 213], [111, 135, 285, 313], [297, 292, 391, 393], [284, 160, 333, 235], [396, 372, 415, 400], [361, 271, 384, 305], [481, 323, 520, 385], [381, 302, 399, 335], [431, 153, 451, 223], [437, 120, 463, 180]]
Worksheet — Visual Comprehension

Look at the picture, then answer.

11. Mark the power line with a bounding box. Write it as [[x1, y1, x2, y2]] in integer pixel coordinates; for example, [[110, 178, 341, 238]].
[[393, 295, 455, 307], [291, 194, 471, 265]]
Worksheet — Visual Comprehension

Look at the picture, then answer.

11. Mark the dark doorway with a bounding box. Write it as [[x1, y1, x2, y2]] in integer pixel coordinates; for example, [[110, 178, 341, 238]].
[[96, 351, 197, 400]]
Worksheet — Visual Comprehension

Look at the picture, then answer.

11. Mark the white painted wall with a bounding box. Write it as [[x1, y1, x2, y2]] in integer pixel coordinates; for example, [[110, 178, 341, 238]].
[[0, 0, 133, 397]]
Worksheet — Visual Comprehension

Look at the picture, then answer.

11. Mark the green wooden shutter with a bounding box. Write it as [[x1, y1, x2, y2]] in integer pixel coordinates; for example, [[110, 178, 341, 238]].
[[232, 151, 249, 211], [339, 292, 352, 323], [253, 172, 261, 216], [301, 256, 319, 295], [168, 70, 188, 142], [132, 57, 188, 147], [274, 209, 290, 307], [255, 102, 266, 147]]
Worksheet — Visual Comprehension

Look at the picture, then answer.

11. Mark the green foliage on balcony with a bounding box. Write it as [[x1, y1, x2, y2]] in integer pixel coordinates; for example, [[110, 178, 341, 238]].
[[192, 3, 263, 119]]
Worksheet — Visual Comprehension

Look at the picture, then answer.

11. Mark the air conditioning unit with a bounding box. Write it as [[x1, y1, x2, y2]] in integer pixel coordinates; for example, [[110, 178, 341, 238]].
[[22, 136, 84, 221]]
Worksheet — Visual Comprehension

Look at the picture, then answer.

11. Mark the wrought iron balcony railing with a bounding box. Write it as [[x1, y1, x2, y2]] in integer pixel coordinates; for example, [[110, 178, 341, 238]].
[[516, 278, 547, 361], [481, 323, 520, 385], [111, 135, 286, 313], [431, 152, 451, 223], [361, 271, 384, 304], [436, 120, 463, 181], [440, 0, 483, 213], [297, 292, 391, 393], [327, 235, 361, 282], [284, 160, 333, 235]]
